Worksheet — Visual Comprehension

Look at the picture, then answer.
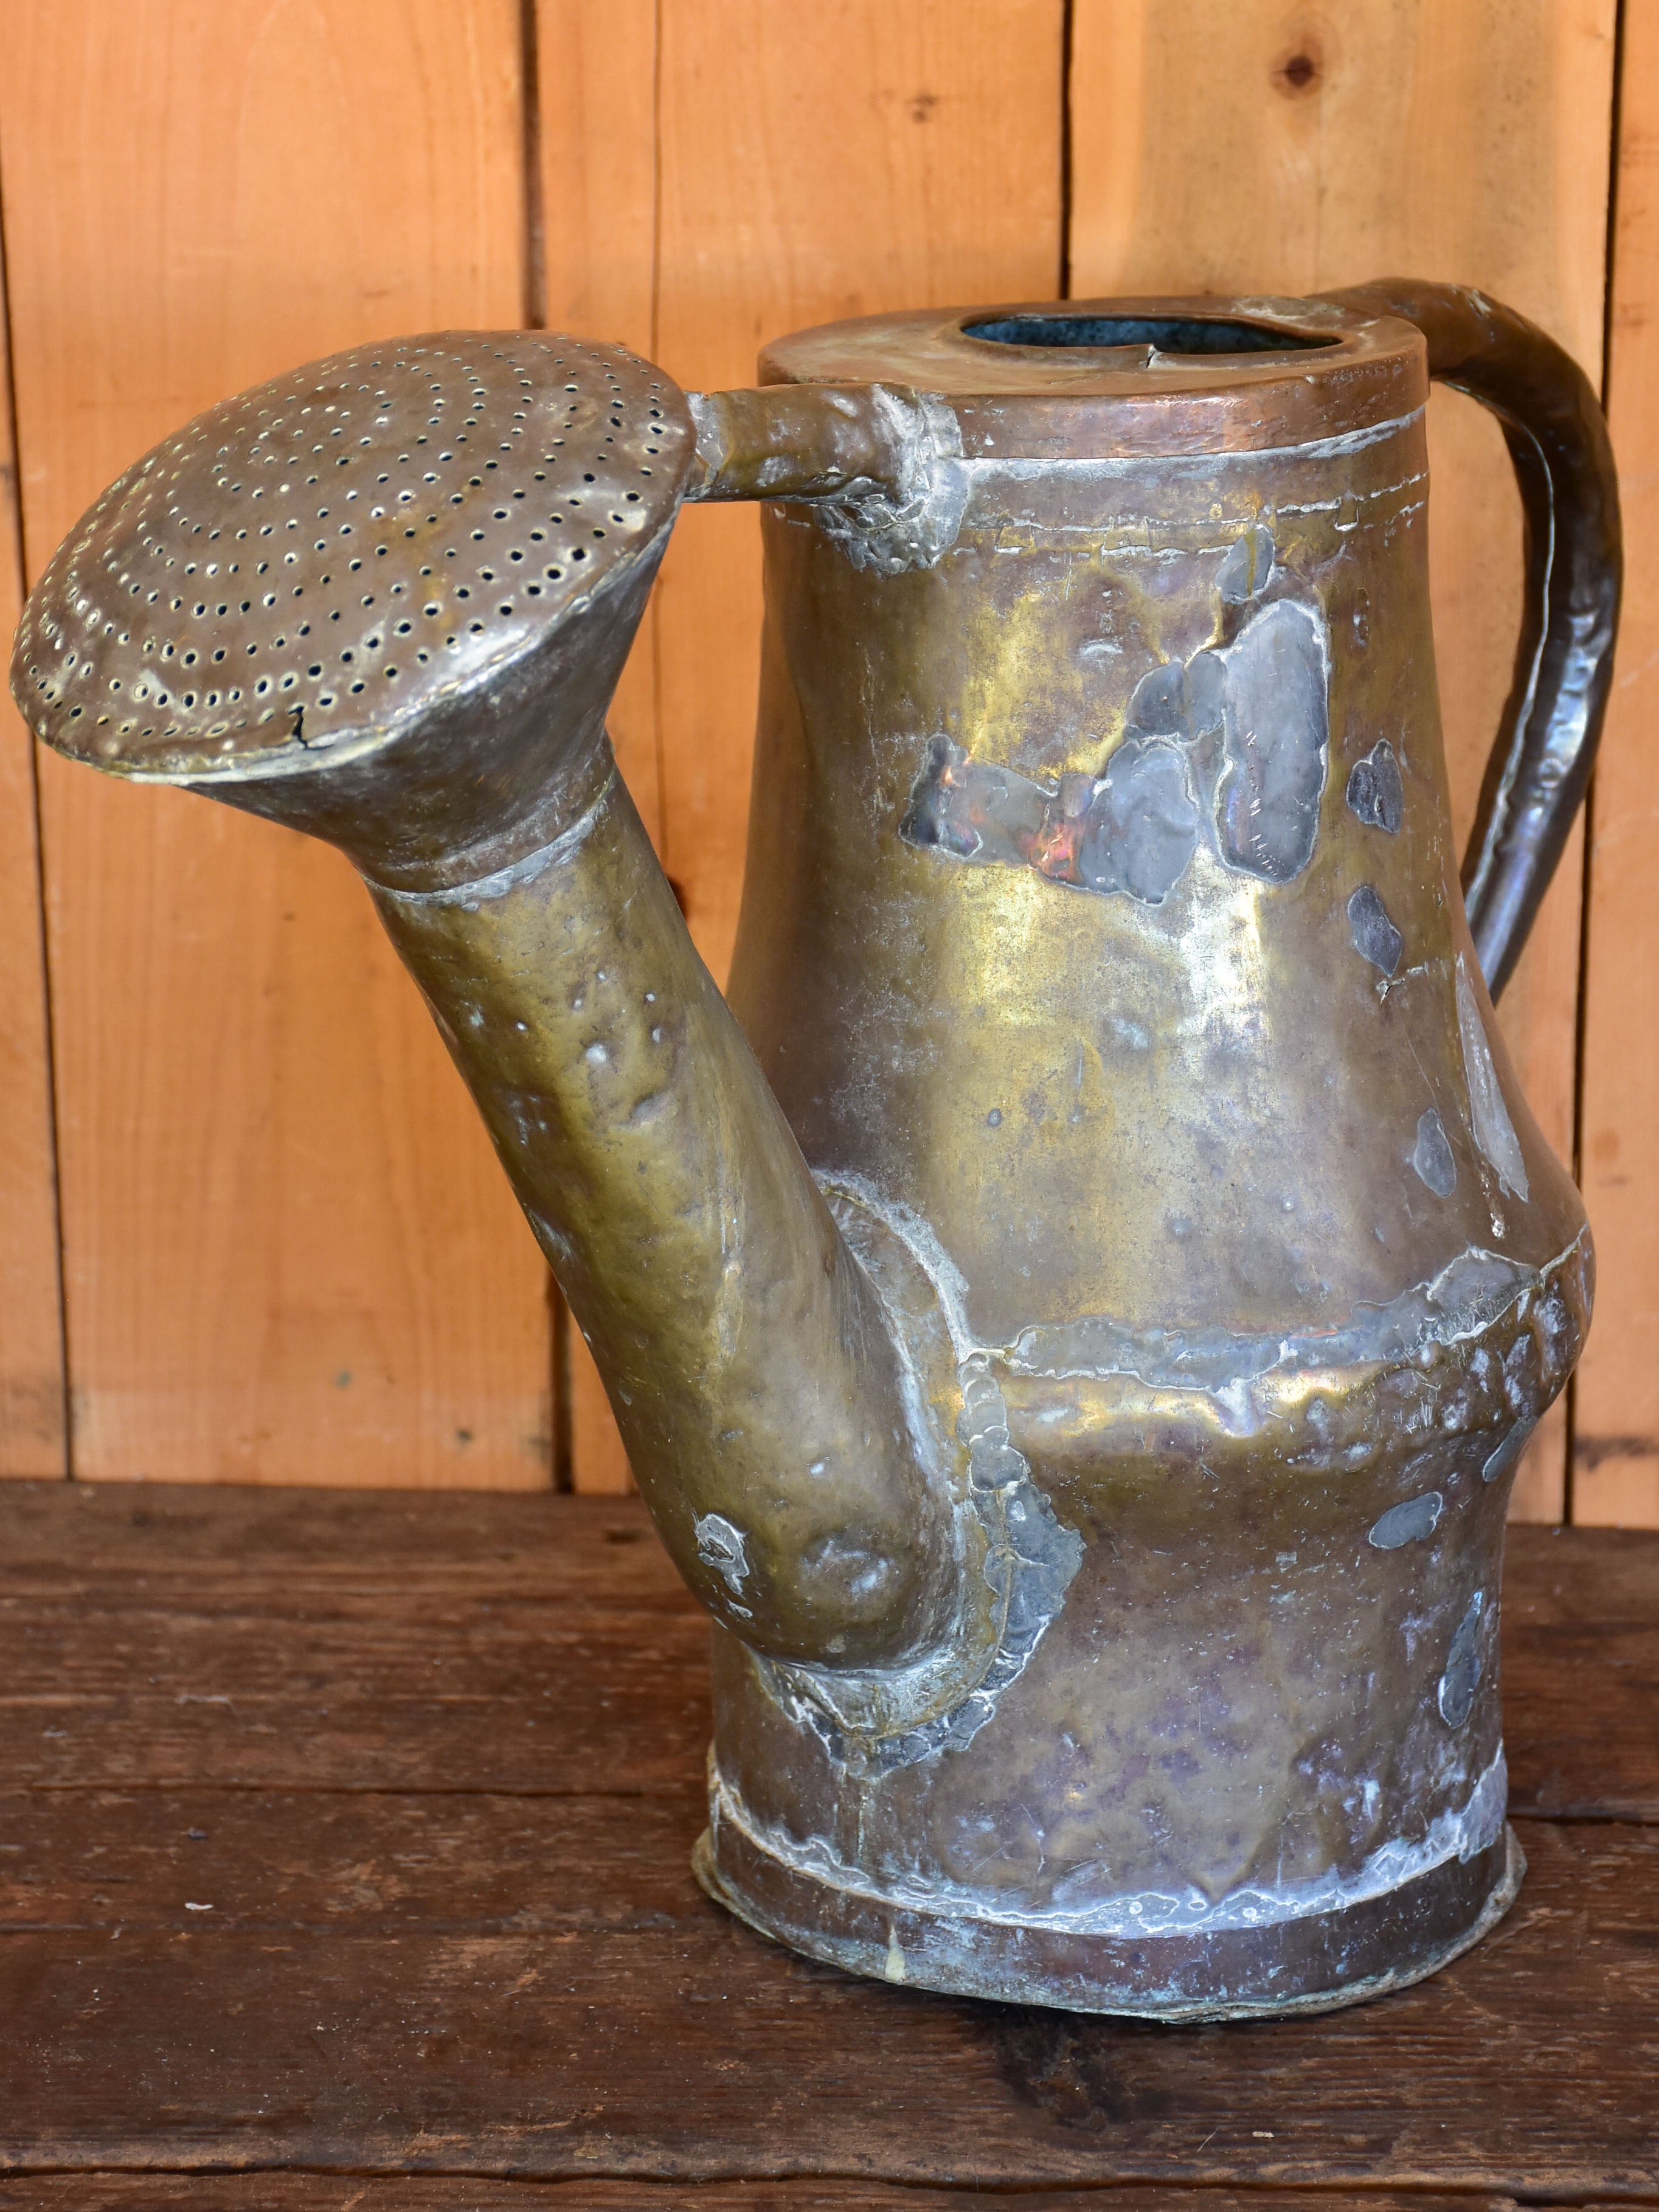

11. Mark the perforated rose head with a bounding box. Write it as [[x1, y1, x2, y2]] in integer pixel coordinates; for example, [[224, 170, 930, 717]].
[[12, 331, 697, 884]]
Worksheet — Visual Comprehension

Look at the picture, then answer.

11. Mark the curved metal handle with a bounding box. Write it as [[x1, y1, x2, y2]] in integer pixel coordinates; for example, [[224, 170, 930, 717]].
[[1331, 280, 1622, 1000]]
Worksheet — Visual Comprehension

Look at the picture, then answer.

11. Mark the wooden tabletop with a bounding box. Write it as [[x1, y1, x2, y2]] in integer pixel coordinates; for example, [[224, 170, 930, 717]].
[[0, 1482, 1654, 2208]]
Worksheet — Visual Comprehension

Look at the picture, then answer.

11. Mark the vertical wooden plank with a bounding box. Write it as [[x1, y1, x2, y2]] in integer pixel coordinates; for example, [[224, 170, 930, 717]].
[[1070, 0, 1618, 1522], [535, 0, 659, 1493], [654, 0, 1067, 982], [536, 0, 662, 853], [0, 224, 66, 1475], [1576, 3, 1659, 1526], [1, 0, 552, 1487], [550, 0, 1068, 1494]]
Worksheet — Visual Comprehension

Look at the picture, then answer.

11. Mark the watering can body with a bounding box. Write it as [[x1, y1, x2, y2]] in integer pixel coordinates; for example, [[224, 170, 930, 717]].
[[12, 287, 1619, 2017], [704, 296, 1598, 2011]]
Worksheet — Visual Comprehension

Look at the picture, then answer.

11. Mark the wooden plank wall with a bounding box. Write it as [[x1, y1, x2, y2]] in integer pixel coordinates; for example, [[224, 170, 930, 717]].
[[0, 0, 1650, 1520], [0, 1, 552, 1491], [1581, 0, 1659, 1527], [0, 223, 64, 1475]]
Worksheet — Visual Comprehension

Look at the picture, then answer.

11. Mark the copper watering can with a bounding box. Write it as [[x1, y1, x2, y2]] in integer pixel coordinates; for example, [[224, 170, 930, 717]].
[[12, 281, 1620, 2018]]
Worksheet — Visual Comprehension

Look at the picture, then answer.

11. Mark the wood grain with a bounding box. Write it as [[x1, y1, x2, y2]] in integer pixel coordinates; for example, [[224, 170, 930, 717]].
[[0, 1481, 1650, 1813], [1068, 0, 1618, 1521], [0, 1484, 1654, 2193], [1501, 1525, 1659, 1820], [0, 0, 552, 1487], [547, 0, 1068, 1490], [0, 1835, 1652, 2188], [653, 0, 1067, 981], [562, 1323, 633, 1493], [1576, 0, 1659, 1527], [532, 0, 657, 1493], [0, 213, 66, 1477], [0, 2186, 1557, 2212], [535, 0, 662, 854]]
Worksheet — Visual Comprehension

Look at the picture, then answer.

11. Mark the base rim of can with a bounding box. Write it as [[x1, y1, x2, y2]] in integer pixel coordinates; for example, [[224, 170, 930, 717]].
[[693, 1809, 1523, 2022]]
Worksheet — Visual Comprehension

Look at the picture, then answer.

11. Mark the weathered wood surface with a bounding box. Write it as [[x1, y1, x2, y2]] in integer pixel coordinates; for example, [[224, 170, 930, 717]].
[[546, 0, 1067, 1491], [0, 190, 65, 1479], [0, 2189, 1588, 2212], [1, 1488, 1652, 1813], [531, 0, 660, 1496], [0, 0, 553, 1489], [0, 1487, 1654, 2195], [1, 1845, 1644, 2185], [1501, 1527, 1659, 1818], [1578, 0, 1659, 1527]]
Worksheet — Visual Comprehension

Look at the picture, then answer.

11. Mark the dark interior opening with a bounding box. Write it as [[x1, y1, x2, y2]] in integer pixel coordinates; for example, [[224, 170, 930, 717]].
[[963, 314, 1338, 356]]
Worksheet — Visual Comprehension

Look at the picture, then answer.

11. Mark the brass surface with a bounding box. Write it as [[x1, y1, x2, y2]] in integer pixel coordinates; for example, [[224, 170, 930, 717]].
[[12, 290, 1619, 2017]]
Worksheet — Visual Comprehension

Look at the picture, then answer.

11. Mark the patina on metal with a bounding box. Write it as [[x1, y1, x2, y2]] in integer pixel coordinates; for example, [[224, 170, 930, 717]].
[[12, 285, 1620, 2019]]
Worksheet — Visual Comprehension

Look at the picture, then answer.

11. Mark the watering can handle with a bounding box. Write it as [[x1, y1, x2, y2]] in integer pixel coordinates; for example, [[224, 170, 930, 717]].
[[1331, 281, 1622, 1000]]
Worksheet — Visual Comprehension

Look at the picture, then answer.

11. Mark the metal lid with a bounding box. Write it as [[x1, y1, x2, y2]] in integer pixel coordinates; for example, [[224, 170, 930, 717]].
[[12, 331, 695, 782]]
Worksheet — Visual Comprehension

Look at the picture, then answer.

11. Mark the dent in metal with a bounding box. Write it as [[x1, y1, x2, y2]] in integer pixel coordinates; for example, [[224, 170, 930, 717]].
[[1455, 955, 1529, 1199]]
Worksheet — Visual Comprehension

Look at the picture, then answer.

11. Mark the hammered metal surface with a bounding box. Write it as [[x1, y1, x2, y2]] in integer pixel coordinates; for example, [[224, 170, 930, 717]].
[[11, 331, 694, 778]]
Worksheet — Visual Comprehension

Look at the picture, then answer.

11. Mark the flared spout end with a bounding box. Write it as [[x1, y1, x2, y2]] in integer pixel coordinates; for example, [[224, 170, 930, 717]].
[[10, 329, 698, 887]]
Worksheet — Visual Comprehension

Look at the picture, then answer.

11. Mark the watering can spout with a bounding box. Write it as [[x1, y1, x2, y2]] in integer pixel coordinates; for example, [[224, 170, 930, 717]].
[[10, 329, 1008, 1693], [369, 720, 955, 1673]]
